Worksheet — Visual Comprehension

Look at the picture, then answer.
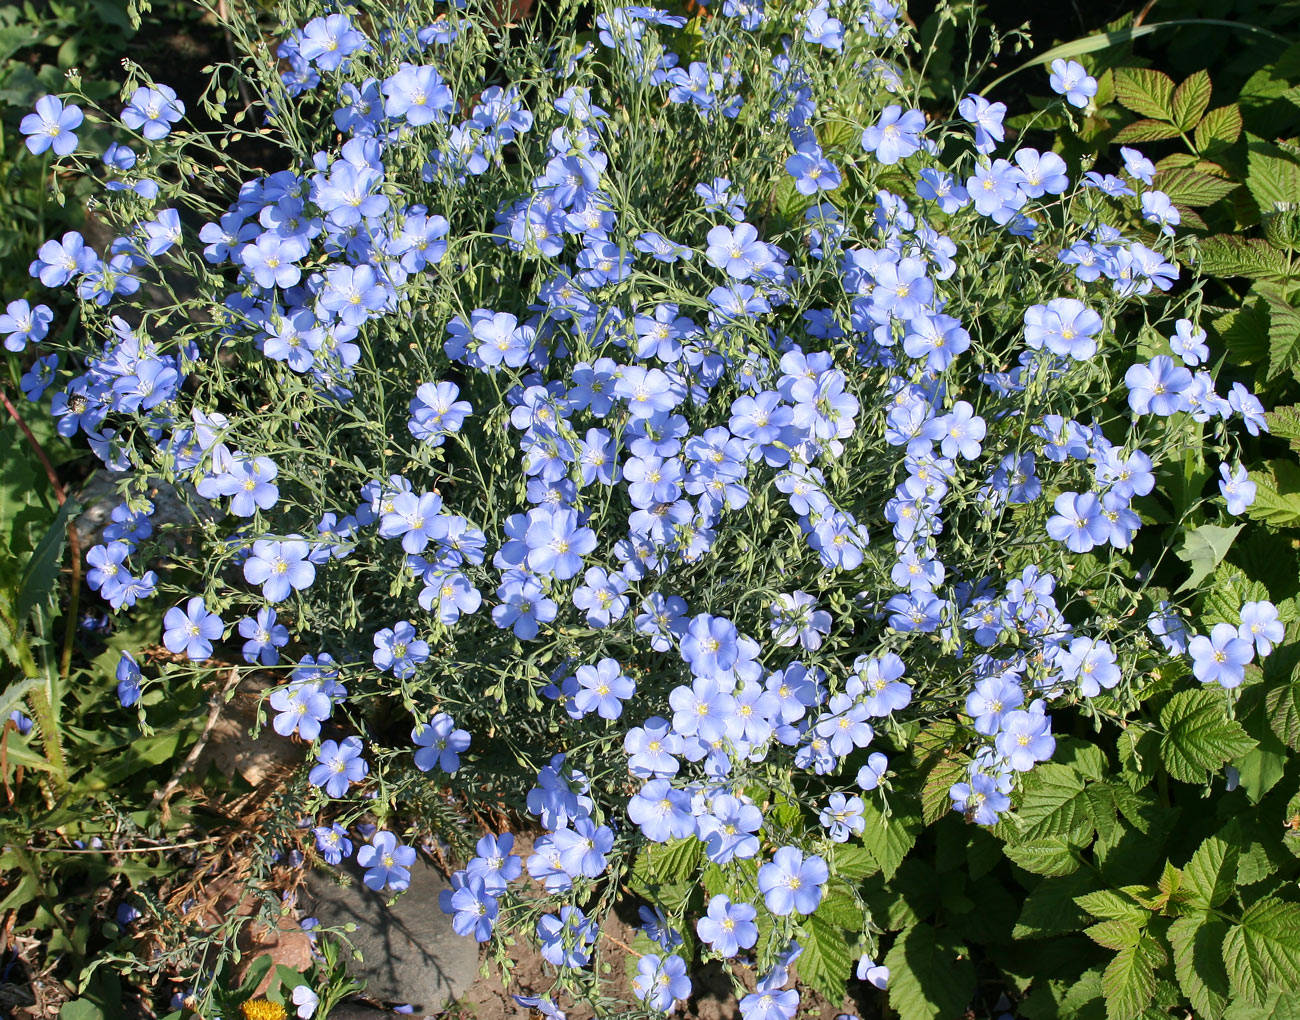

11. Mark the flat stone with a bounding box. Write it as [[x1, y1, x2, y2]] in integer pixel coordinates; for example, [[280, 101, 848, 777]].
[[303, 856, 478, 1014]]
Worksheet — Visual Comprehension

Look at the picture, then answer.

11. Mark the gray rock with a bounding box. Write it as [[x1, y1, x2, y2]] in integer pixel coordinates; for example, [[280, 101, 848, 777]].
[[304, 857, 478, 1015]]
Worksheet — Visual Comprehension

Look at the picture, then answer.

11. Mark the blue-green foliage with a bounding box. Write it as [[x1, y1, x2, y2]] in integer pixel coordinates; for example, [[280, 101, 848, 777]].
[[4, 1, 1299, 1018]]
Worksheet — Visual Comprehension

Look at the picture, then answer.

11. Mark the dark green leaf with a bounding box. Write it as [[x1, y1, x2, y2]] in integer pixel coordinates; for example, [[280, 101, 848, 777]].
[[797, 912, 853, 1004], [1248, 135, 1300, 214], [1198, 236, 1292, 282], [1159, 689, 1257, 783], [1182, 824, 1240, 909], [17, 497, 77, 623], [1112, 119, 1182, 145], [1102, 935, 1162, 1020], [1156, 166, 1238, 208], [1224, 897, 1300, 1005], [858, 794, 921, 880], [884, 923, 976, 1020], [1172, 71, 1213, 131], [1170, 914, 1231, 1019], [1114, 68, 1176, 120], [1014, 870, 1100, 939], [1004, 838, 1082, 877], [1195, 105, 1244, 153]]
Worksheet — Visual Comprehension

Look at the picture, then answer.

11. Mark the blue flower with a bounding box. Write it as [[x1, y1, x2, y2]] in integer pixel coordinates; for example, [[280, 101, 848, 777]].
[[784, 149, 841, 195], [1219, 462, 1256, 515], [861, 105, 925, 165], [121, 84, 185, 140], [116, 651, 143, 707], [627, 778, 693, 842], [244, 538, 316, 602], [958, 93, 1006, 153], [20, 96, 83, 156], [238, 607, 290, 665], [299, 14, 368, 71], [382, 63, 454, 125], [372, 620, 430, 678], [572, 658, 635, 719], [537, 906, 597, 968], [412, 712, 471, 773], [757, 846, 827, 916], [632, 954, 691, 1012], [1045, 491, 1109, 553], [994, 702, 1056, 771], [313, 823, 353, 865], [439, 874, 498, 941], [1239, 601, 1284, 658], [309, 735, 369, 798], [162, 598, 224, 661], [1057, 637, 1121, 697], [357, 830, 415, 891], [949, 771, 1011, 825], [0, 300, 53, 352], [1049, 59, 1098, 108], [739, 990, 799, 1020], [1125, 356, 1191, 416], [818, 793, 865, 843], [1189, 623, 1254, 689], [1023, 299, 1102, 361]]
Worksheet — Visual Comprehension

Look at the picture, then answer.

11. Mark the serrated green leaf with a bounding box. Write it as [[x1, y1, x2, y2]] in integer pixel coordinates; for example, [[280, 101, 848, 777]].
[[1263, 289, 1300, 381], [1247, 461, 1300, 529], [1004, 838, 1082, 877], [1155, 166, 1238, 208], [1086, 918, 1141, 950], [1014, 763, 1093, 842], [1114, 68, 1176, 120], [1266, 405, 1300, 446], [1171, 914, 1231, 1018], [1198, 236, 1293, 282], [1224, 897, 1300, 1006], [1195, 105, 1244, 153], [1176, 523, 1244, 593], [831, 844, 877, 881], [884, 923, 976, 1020], [797, 912, 853, 1004], [1248, 136, 1300, 215], [1183, 824, 1240, 909], [1102, 935, 1162, 1020], [920, 749, 970, 826], [1172, 70, 1213, 132], [858, 795, 921, 881], [1113, 119, 1183, 145], [1202, 565, 1271, 628], [815, 884, 862, 929], [1159, 689, 1258, 783], [1075, 889, 1148, 924], [1212, 300, 1271, 365], [1265, 678, 1300, 749]]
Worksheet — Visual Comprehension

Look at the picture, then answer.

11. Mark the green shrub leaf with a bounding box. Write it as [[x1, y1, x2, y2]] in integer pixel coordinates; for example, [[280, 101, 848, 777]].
[[1224, 897, 1300, 1005], [1171, 70, 1213, 132], [1198, 236, 1293, 282], [1159, 689, 1257, 783], [1182, 825, 1240, 909], [1114, 68, 1176, 120], [1195, 104, 1243, 153], [797, 912, 853, 1005], [884, 923, 976, 1020], [1170, 914, 1231, 1018], [1247, 136, 1300, 214], [1113, 118, 1183, 145]]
